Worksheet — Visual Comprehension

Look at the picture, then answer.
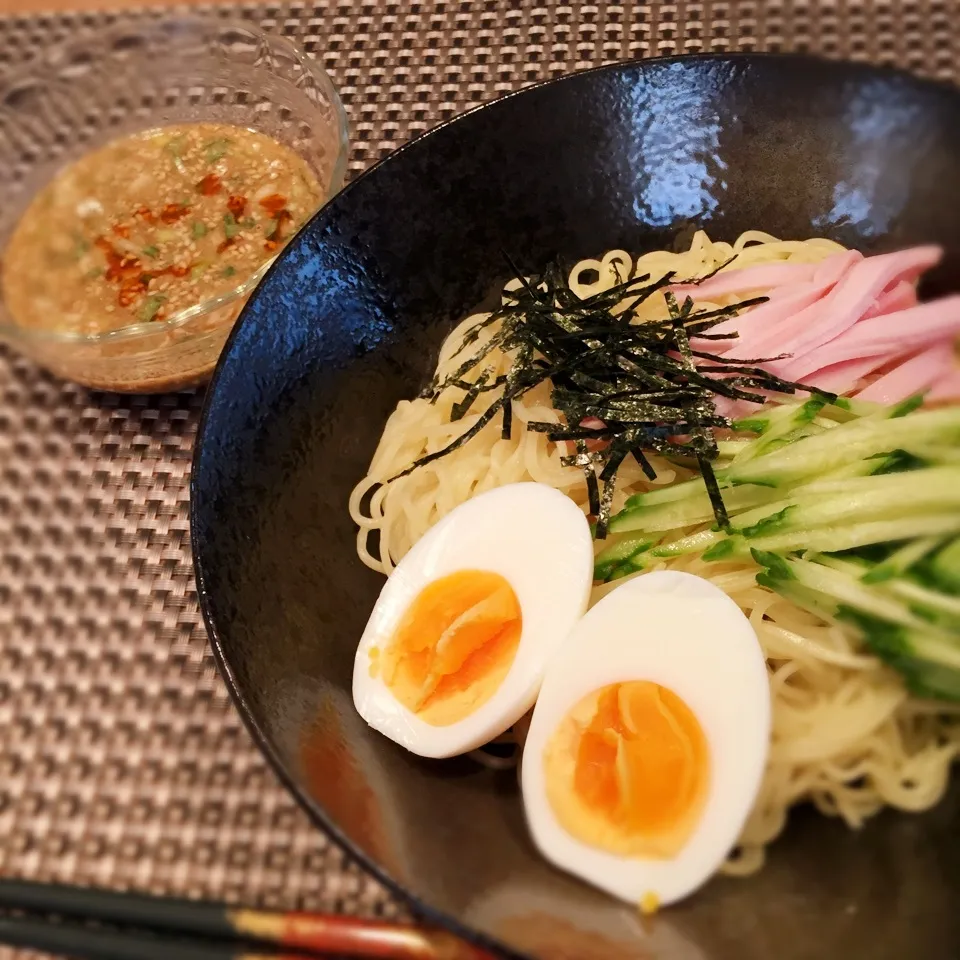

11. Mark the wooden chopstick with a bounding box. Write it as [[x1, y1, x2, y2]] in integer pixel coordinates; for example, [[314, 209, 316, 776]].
[[0, 879, 496, 960], [0, 914, 300, 960]]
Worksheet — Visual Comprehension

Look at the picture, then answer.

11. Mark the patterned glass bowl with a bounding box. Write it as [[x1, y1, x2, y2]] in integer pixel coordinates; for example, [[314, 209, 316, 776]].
[[0, 16, 348, 393]]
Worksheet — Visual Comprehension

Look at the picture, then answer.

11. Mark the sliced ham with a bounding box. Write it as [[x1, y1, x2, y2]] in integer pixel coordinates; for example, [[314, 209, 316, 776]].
[[692, 282, 836, 356], [691, 253, 860, 356], [781, 294, 960, 381], [802, 353, 890, 395], [654, 243, 956, 416], [854, 341, 957, 404], [863, 279, 918, 320], [722, 251, 863, 361], [926, 367, 960, 402], [758, 246, 942, 375]]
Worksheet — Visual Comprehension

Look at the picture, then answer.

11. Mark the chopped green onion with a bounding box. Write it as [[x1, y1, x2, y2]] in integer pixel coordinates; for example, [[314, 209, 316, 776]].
[[190, 263, 208, 280], [141, 245, 160, 259], [138, 294, 167, 322], [164, 134, 187, 156], [205, 138, 232, 163], [240, 217, 257, 229], [164, 134, 188, 174], [222, 265, 237, 278], [223, 212, 241, 239], [191, 221, 208, 239], [72, 232, 91, 259]]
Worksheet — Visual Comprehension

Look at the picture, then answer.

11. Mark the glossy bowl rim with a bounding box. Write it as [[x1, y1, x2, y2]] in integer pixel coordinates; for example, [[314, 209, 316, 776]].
[[190, 51, 960, 960], [0, 14, 350, 348]]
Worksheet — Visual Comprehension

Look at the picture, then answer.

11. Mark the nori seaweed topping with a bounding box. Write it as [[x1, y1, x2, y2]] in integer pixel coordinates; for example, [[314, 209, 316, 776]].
[[389, 254, 833, 536]]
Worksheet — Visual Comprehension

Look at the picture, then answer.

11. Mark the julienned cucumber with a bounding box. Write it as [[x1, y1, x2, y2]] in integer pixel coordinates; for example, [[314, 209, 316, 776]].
[[595, 399, 960, 701], [753, 548, 960, 702], [604, 400, 959, 549], [725, 406, 960, 487]]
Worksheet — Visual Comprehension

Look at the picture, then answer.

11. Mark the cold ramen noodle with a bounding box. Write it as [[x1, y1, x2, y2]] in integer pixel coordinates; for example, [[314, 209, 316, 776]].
[[3, 122, 321, 335], [349, 230, 960, 908]]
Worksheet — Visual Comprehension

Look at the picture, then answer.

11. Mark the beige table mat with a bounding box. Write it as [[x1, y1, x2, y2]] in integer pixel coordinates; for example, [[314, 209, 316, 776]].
[[0, 2, 957, 957]]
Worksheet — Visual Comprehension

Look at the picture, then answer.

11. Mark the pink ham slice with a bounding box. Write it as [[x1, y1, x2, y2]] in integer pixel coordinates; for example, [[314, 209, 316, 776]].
[[580, 416, 608, 452], [855, 341, 957, 404], [863, 279, 918, 320], [690, 252, 860, 356], [756, 246, 942, 375], [926, 367, 960, 402], [802, 353, 891, 395], [781, 294, 960, 382]]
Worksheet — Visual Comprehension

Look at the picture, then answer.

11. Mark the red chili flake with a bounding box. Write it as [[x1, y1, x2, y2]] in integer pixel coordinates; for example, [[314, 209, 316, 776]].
[[264, 209, 294, 252], [196, 174, 222, 196], [159, 203, 190, 224], [111, 223, 131, 239], [258, 193, 287, 216], [96, 236, 195, 309], [96, 237, 142, 284], [217, 237, 237, 254], [134, 206, 156, 224], [118, 280, 145, 308], [226, 195, 247, 220]]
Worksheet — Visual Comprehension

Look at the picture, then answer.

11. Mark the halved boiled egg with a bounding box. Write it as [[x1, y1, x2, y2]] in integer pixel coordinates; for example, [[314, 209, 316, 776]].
[[353, 482, 594, 758], [521, 570, 770, 907]]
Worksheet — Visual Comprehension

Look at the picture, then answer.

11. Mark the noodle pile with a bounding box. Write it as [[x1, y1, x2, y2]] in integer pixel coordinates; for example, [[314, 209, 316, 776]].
[[348, 231, 960, 876]]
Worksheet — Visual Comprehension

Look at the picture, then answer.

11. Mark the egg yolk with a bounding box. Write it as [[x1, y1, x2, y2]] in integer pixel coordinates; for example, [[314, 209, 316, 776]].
[[544, 681, 709, 857], [378, 570, 522, 726]]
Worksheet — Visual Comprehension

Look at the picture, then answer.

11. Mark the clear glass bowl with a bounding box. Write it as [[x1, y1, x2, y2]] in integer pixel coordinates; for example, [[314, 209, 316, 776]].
[[0, 17, 348, 393]]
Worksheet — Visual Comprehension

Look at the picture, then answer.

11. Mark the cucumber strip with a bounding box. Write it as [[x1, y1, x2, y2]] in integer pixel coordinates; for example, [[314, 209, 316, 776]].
[[861, 536, 945, 584], [838, 609, 960, 702], [815, 551, 960, 625], [724, 407, 960, 488], [885, 579, 960, 626], [716, 439, 752, 458], [622, 475, 722, 510], [721, 514, 960, 561], [609, 484, 778, 534], [730, 404, 794, 436], [906, 445, 960, 465], [754, 573, 842, 623], [729, 468, 960, 538], [929, 538, 960, 592], [649, 527, 724, 559], [593, 535, 654, 581], [734, 397, 828, 462], [607, 552, 655, 581], [756, 554, 939, 634], [816, 456, 898, 482], [754, 550, 960, 701]]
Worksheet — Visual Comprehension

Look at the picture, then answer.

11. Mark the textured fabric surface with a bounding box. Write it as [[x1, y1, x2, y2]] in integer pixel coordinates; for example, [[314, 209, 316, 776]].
[[0, 2, 957, 957]]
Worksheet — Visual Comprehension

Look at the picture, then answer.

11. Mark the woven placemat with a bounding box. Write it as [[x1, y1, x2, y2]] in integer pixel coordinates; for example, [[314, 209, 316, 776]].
[[0, 2, 957, 957]]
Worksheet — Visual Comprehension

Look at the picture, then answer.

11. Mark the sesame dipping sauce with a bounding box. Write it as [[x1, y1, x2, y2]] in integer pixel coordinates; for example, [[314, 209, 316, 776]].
[[2, 122, 322, 335]]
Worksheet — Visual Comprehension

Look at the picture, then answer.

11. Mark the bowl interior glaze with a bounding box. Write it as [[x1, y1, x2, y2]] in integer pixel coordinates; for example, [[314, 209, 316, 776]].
[[192, 55, 960, 960]]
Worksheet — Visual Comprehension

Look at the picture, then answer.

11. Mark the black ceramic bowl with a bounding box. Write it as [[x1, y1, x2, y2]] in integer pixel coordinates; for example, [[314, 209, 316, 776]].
[[191, 55, 960, 960]]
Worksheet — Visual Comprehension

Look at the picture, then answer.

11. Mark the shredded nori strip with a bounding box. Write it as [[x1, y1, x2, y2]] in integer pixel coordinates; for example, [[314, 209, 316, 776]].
[[389, 398, 505, 480], [388, 252, 832, 536], [698, 455, 730, 530], [565, 439, 601, 516]]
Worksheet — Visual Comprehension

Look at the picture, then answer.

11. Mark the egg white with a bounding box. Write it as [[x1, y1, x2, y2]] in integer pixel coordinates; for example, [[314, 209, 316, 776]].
[[521, 570, 771, 906], [353, 482, 594, 759]]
